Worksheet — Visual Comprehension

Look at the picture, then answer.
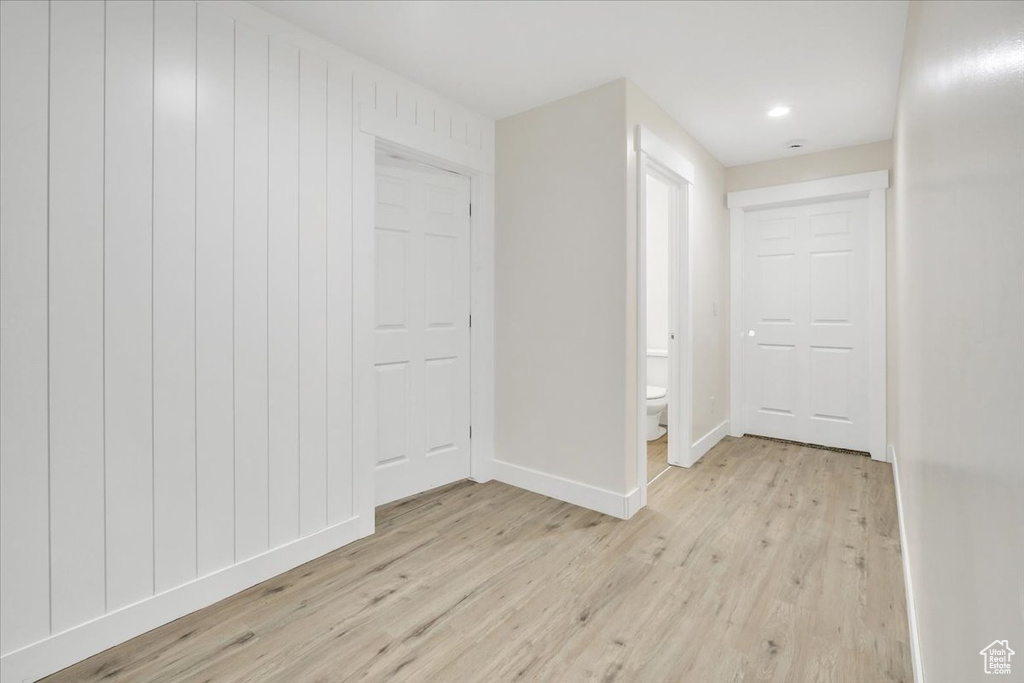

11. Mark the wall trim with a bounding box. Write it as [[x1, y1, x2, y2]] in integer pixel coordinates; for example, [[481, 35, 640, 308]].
[[726, 170, 889, 209], [634, 125, 696, 185], [634, 125, 695, 512], [689, 419, 730, 466], [0, 517, 365, 683], [728, 207, 745, 439], [359, 104, 493, 175], [623, 486, 642, 519], [353, 88, 496, 511], [492, 459, 638, 520], [890, 445, 924, 683]]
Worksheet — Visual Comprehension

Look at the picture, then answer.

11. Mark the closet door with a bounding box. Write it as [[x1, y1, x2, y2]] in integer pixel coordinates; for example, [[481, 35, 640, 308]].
[[373, 159, 472, 505], [742, 197, 869, 451]]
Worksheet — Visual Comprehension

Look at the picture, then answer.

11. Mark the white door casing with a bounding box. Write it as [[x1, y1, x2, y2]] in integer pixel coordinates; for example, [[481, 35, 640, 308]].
[[728, 170, 888, 461], [634, 125, 696, 514], [742, 198, 869, 451], [373, 158, 472, 505]]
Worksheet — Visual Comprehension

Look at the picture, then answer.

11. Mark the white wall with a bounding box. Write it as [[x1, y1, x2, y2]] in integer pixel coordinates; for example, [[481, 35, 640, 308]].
[[890, 2, 1024, 680], [0, 1, 493, 680], [626, 82, 730, 464], [494, 81, 630, 510]]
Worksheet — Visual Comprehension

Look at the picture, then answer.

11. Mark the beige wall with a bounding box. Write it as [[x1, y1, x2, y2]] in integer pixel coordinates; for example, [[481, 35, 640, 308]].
[[495, 78, 730, 500], [625, 81, 730, 486], [725, 141, 900, 448], [495, 80, 629, 494], [725, 140, 892, 192], [892, 1, 1024, 680]]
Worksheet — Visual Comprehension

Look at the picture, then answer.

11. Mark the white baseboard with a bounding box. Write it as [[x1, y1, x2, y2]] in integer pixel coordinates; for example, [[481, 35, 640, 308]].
[[623, 486, 642, 519], [688, 419, 730, 466], [890, 445, 924, 683], [492, 459, 636, 520], [0, 516, 367, 683]]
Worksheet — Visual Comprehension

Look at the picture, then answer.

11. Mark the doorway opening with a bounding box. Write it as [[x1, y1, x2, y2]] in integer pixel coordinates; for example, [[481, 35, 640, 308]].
[[635, 125, 695, 509], [645, 171, 672, 485], [727, 171, 888, 461]]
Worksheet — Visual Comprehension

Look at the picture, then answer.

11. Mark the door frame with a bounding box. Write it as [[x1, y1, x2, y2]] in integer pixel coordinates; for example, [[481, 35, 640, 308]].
[[634, 125, 695, 510], [726, 170, 889, 462], [371, 152, 473, 507], [354, 104, 495, 536]]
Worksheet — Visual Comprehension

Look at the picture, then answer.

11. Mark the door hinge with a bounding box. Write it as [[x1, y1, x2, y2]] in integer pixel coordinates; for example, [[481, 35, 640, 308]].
[[469, 425, 473, 439], [469, 203, 473, 217], [469, 314, 472, 328]]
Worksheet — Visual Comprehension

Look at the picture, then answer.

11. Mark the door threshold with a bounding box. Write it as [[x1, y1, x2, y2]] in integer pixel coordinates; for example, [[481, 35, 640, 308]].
[[745, 434, 869, 457]]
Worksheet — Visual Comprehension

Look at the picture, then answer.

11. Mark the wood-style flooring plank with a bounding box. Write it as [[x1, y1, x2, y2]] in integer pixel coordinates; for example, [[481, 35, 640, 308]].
[[44, 436, 911, 683], [646, 433, 669, 483]]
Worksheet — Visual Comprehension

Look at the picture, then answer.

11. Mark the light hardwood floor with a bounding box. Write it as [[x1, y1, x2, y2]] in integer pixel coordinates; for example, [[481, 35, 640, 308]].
[[44, 436, 912, 682], [647, 433, 669, 483]]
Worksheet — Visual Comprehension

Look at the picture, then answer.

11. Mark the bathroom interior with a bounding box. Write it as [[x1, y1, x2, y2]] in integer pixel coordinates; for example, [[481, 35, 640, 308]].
[[645, 170, 672, 484]]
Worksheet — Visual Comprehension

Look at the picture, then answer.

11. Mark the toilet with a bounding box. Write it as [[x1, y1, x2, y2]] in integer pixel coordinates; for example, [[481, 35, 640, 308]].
[[646, 351, 670, 441], [646, 385, 668, 441]]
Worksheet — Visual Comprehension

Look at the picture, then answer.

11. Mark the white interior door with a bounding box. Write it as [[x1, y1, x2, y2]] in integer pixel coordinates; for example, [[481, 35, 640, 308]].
[[742, 197, 870, 451], [374, 157, 471, 505]]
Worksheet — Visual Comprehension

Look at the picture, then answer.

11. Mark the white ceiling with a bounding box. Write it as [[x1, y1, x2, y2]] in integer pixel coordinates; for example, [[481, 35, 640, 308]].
[[252, 0, 908, 167]]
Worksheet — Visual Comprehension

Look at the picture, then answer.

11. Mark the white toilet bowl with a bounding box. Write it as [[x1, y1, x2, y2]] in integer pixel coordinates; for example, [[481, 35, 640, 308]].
[[646, 385, 668, 441]]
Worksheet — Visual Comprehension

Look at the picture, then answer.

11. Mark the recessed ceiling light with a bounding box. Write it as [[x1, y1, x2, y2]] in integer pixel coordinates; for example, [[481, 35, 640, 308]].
[[767, 105, 791, 118]]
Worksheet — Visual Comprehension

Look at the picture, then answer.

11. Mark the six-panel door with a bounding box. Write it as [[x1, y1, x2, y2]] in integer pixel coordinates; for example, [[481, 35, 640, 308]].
[[374, 160, 472, 505], [742, 198, 870, 451]]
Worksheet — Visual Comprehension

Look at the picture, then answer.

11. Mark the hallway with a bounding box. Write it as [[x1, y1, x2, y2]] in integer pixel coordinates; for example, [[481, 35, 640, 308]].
[[46, 437, 911, 682]]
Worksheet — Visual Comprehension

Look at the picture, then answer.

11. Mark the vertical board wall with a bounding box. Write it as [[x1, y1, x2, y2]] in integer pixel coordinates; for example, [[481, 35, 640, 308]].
[[0, 1, 494, 680]]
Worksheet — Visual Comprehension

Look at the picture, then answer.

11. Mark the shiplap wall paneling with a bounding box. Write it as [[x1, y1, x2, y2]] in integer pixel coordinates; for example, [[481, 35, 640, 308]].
[[298, 52, 329, 536], [268, 37, 302, 548], [374, 81, 398, 117], [351, 69, 375, 533], [467, 121, 483, 151], [414, 94, 436, 135], [435, 107, 453, 140], [326, 64, 354, 525], [451, 112, 469, 145], [0, 0, 51, 654], [153, 0, 198, 593], [397, 89, 416, 126], [233, 22, 271, 562], [49, 0, 107, 632], [104, 0, 155, 612], [0, 0, 494, 676], [195, 1, 236, 578]]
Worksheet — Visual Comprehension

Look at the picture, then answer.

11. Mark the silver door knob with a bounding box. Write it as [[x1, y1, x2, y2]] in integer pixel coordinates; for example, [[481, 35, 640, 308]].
[[747, 329, 756, 337]]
